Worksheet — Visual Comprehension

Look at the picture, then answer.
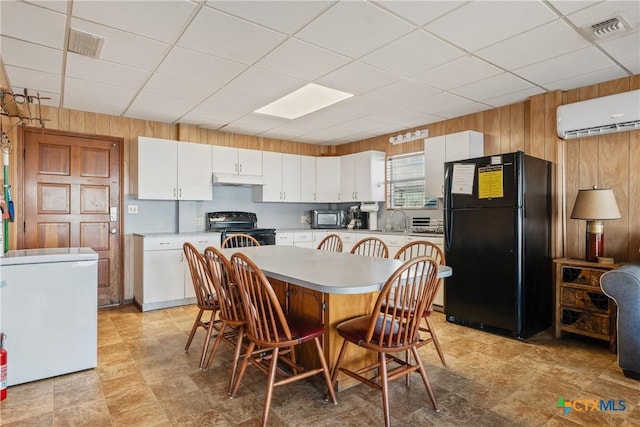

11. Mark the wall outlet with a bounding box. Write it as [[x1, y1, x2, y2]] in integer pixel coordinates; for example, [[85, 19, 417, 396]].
[[301, 215, 308, 224], [196, 217, 204, 226], [128, 205, 138, 214]]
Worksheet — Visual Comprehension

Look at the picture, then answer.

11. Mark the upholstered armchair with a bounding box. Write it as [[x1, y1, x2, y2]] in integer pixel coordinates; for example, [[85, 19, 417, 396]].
[[600, 263, 640, 380]]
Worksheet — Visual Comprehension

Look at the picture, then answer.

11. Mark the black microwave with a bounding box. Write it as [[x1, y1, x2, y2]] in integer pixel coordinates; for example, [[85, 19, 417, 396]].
[[310, 210, 347, 229]]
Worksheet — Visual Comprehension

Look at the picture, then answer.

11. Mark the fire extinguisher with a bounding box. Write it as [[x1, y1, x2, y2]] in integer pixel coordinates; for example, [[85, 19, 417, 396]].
[[1, 333, 7, 401]]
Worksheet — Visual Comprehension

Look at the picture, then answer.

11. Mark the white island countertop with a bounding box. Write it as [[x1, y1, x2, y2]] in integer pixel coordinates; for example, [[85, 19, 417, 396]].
[[221, 245, 451, 295], [0, 247, 98, 266]]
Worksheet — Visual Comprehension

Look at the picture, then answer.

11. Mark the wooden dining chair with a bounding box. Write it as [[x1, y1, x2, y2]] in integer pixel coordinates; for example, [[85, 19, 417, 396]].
[[202, 246, 246, 393], [350, 236, 389, 258], [229, 252, 337, 426], [221, 233, 261, 249], [393, 240, 447, 365], [183, 242, 221, 369], [331, 255, 441, 426], [316, 233, 343, 252]]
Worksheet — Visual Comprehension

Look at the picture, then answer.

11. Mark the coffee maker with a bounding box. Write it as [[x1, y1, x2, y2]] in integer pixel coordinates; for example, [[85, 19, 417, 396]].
[[360, 202, 379, 230], [348, 205, 369, 230]]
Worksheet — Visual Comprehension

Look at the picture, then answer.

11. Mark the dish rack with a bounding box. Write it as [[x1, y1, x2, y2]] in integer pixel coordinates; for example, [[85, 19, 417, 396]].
[[411, 217, 444, 234]]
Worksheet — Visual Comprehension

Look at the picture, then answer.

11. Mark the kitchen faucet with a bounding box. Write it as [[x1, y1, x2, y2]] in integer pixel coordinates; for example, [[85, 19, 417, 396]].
[[386, 209, 409, 232]]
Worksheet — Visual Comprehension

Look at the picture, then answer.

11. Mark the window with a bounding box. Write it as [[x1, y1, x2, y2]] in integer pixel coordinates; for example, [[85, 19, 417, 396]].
[[386, 152, 425, 209]]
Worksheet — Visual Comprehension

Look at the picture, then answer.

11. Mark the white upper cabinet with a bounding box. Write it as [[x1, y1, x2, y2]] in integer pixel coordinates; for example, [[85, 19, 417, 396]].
[[424, 131, 483, 198], [133, 137, 212, 200], [212, 146, 263, 177], [300, 155, 317, 203], [316, 156, 341, 202], [340, 151, 385, 202], [256, 151, 301, 202]]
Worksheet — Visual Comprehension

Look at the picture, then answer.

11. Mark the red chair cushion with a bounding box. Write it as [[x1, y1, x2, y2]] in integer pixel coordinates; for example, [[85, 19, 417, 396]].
[[336, 315, 411, 348], [285, 313, 325, 343]]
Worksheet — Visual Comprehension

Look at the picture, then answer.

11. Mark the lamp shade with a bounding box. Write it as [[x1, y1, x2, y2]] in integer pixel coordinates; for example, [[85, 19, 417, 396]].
[[570, 187, 621, 220]]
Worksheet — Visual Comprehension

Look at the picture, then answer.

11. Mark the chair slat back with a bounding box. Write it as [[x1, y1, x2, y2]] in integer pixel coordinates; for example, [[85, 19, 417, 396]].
[[222, 233, 261, 249], [183, 242, 217, 310], [204, 246, 243, 324], [367, 256, 439, 348], [231, 252, 292, 346], [394, 240, 445, 265], [351, 236, 389, 258], [317, 233, 343, 252]]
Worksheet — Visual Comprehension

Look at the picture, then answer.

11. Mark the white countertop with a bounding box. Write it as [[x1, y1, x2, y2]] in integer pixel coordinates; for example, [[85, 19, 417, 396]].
[[275, 228, 444, 238], [0, 247, 98, 266], [220, 245, 451, 295]]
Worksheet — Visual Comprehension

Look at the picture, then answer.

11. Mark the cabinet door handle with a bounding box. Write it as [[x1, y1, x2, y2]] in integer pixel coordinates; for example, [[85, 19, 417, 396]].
[[173, 188, 177, 198], [179, 188, 182, 198], [283, 192, 286, 200], [239, 164, 243, 173], [235, 163, 238, 173]]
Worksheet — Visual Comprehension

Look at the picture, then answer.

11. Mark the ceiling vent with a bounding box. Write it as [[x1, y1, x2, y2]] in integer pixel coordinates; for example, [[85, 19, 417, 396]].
[[68, 29, 105, 58], [587, 16, 630, 40]]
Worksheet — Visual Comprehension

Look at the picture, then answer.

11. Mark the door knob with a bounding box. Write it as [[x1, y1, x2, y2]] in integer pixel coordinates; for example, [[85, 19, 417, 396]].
[[111, 228, 117, 234]]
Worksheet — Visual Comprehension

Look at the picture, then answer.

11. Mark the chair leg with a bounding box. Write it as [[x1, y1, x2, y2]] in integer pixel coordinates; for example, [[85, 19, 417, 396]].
[[227, 326, 244, 395], [412, 346, 438, 411], [261, 347, 280, 427], [185, 309, 204, 351], [204, 320, 226, 370], [314, 337, 337, 404], [230, 341, 254, 398], [424, 317, 446, 366], [379, 352, 391, 427], [199, 310, 218, 369], [330, 339, 349, 391]]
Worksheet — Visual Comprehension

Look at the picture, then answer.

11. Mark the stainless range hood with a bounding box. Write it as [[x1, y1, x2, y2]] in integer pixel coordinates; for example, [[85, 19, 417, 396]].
[[212, 172, 265, 186]]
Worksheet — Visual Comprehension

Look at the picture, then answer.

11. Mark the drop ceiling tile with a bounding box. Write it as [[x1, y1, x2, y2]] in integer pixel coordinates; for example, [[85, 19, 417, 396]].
[[0, 37, 63, 74], [126, 92, 194, 123], [360, 29, 465, 77], [365, 106, 440, 126], [450, 73, 535, 102], [206, 0, 332, 34], [225, 67, 304, 105], [547, 1, 597, 16], [4, 65, 61, 94], [63, 95, 126, 117], [412, 55, 502, 90], [435, 101, 491, 119], [302, 117, 390, 142], [65, 53, 149, 90], [266, 108, 356, 138], [405, 91, 471, 115], [157, 47, 247, 86], [483, 87, 546, 108], [72, 0, 197, 43], [623, 59, 640, 74], [222, 113, 289, 135], [187, 87, 265, 124], [475, 20, 590, 71], [255, 39, 351, 81], [599, 30, 640, 64], [142, 73, 217, 103], [514, 47, 617, 86], [372, 0, 465, 26], [425, 1, 557, 52], [12, 86, 60, 107], [69, 18, 169, 71], [178, 6, 287, 64], [0, 1, 66, 49], [295, 0, 415, 58], [25, 1, 68, 14], [316, 61, 398, 95], [542, 66, 629, 91], [179, 113, 226, 129], [64, 77, 136, 108], [329, 95, 393, 118], [364, 80, 440, 103]]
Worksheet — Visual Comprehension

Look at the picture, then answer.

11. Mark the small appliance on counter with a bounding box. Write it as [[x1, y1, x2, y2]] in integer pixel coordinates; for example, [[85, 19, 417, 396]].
[[310, 209, 347, 229], [206, 211, 276, 245], [348, 205, 368, 230], [360, 202, 379, 230]]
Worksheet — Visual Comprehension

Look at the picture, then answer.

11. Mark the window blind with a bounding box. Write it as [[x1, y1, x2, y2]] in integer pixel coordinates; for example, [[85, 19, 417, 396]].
[[386, 152, 425, 209]]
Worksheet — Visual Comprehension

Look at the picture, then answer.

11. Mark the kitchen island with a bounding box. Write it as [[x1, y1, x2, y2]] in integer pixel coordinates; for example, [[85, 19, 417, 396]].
[[220, 245, 451, 390]]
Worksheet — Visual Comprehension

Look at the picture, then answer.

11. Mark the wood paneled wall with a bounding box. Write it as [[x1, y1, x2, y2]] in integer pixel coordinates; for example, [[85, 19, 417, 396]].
[[2, 75, 638, 264]]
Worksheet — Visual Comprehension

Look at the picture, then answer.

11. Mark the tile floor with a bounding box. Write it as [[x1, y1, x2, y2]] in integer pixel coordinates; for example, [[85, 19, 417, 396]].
[[1, 304, 639, 426]]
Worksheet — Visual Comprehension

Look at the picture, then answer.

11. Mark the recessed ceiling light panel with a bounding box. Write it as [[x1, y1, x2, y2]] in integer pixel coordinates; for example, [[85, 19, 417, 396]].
[[255, 83, 353, 119]]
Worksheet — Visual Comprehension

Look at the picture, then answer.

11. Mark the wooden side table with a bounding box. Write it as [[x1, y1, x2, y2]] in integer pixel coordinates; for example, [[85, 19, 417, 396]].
[[553, 258, 621, 352]]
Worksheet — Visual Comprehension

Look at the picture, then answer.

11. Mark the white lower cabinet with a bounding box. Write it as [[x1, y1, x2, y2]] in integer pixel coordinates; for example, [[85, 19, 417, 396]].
[[133, 233, 220, 311], [293, 231, 313, 248], [276, 232, 294, 246], [335, 232, 360, 253]]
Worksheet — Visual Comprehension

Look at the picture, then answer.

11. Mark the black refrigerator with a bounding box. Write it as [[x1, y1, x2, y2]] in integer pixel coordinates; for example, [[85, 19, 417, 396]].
[[443, 151, 551, 339]]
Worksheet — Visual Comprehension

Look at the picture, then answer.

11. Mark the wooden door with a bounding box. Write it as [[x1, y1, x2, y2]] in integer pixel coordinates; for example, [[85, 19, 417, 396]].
[[22, 128, 122, 306]]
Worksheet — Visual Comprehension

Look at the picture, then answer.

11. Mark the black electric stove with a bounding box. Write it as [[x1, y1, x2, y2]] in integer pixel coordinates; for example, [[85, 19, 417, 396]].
[[206, 211, 276, 246]]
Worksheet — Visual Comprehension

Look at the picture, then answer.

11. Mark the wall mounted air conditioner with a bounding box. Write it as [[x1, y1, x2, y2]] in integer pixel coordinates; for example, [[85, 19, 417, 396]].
[[557, 89, 640, 139]]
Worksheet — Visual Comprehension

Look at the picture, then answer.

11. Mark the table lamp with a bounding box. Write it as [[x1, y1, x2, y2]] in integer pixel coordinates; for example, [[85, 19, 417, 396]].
[[570, 186, 621, 262]]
